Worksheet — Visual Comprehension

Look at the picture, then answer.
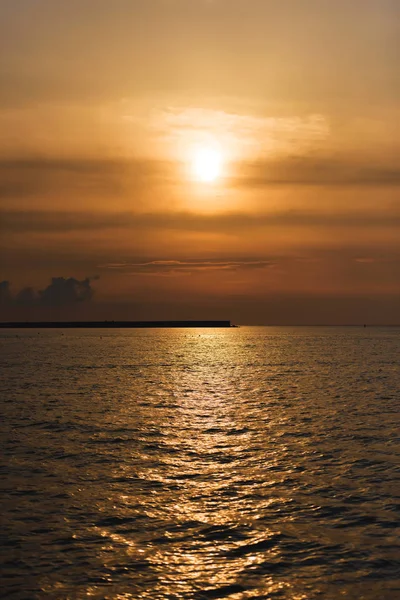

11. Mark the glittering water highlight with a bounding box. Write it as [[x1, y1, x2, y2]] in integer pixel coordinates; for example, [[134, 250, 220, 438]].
[[1, 327, 399, 599]]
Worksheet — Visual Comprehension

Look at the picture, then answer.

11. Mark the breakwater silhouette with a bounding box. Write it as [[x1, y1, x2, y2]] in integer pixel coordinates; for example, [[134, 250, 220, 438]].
[[0, 320, 232, 329]]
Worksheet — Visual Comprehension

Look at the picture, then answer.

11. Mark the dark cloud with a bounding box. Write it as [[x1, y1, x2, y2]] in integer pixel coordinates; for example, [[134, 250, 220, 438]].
[[0, 158, 171, 200], [0, 280, 11, 303], [0, 157, 163, 176], [0, 277, 96, 307], [15, 287, 37, 306], [2, 207, 400, 235], [39, 277, 95, 306], [236, 156, 400, 187], [0, 155, 399, 204]]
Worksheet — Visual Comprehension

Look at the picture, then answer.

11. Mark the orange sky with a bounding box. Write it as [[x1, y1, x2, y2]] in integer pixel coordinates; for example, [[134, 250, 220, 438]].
[[0, 0, 399, 323]]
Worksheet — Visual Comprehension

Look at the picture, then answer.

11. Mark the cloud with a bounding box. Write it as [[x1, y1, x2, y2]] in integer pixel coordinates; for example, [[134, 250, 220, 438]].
[[39, 277, 95, 306], [0, 277, 97, 307], [15, 287, 37, 306], [98, 259, 274, 276], [0, 157, 171, 201], [150, 107, 329, 160], [236, 156, 400, 187], [2, 207, 400, 236], [0, 280, 11, 304], [1, 152, 399, 207]]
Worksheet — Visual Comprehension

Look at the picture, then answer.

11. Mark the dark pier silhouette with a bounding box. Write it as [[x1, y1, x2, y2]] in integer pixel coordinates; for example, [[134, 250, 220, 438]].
[[0, 320, 232, 329]]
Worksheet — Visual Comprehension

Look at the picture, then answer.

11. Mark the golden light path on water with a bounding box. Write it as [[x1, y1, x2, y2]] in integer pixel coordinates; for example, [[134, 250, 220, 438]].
[[1, 327, 399, 599], [88, 331, 309, 599]]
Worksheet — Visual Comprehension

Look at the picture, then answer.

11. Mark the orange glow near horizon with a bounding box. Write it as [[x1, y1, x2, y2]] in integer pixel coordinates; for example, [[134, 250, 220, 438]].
[[1, 0, 399, 324]]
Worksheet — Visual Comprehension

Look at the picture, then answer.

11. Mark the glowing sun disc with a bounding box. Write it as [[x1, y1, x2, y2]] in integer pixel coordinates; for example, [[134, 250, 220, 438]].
[[192, 147, 222, 183]]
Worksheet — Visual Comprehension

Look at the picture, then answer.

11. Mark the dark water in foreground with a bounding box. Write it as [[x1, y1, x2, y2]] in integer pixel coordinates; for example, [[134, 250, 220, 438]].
[[1, 327, 399, 599]]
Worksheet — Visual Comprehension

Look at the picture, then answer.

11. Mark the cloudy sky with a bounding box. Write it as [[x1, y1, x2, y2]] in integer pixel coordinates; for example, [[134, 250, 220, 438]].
[[0, 0, 399, 323]]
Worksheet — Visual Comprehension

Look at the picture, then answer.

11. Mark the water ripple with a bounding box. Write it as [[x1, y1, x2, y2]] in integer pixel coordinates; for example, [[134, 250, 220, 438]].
[[1, 326, 399, 599]]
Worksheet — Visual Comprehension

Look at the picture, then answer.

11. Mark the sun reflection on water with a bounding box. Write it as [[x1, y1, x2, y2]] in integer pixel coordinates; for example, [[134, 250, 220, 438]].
[[107, 329, 296, 598], [7, 327, 397, 598]]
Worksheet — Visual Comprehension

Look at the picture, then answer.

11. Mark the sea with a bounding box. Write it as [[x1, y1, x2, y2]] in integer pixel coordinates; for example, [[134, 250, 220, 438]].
[[1, 326, 399, 600]]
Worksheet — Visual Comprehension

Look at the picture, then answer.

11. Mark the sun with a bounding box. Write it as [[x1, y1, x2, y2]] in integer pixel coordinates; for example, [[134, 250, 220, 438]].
[[192, 147, 223, 183]]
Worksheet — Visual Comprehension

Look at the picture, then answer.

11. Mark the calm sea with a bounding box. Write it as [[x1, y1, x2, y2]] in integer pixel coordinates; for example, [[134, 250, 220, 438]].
[[1, 327, 399, 599]]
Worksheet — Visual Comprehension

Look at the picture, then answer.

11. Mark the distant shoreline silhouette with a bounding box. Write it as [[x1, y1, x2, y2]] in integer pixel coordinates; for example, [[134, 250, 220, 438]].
[[0, 320, 232, 329]]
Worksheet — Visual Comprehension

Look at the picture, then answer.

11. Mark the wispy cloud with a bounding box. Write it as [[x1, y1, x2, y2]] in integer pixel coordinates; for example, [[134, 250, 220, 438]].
[[235, 156, 400, 187], [98, 259, 274, 276], [0, 157, 171, 201], [2, 208, 400, 235], [149, 107, 330, 160]]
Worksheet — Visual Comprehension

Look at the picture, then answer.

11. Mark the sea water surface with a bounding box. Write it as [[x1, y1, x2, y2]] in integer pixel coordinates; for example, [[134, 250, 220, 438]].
[[1, 327, 399, 599]]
